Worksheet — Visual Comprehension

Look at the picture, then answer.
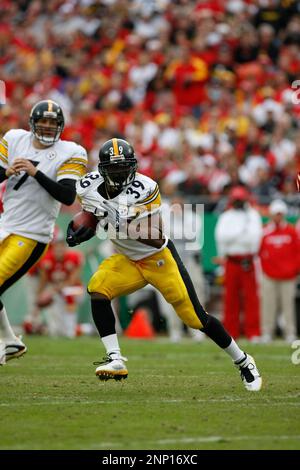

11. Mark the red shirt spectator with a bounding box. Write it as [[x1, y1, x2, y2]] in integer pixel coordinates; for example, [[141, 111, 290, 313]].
[[165, 47, 209, 108], [39, 242, 84, 305], [259, 199, 299, 342], [40, 248, 82, 281], [260, 207, 300, 280]]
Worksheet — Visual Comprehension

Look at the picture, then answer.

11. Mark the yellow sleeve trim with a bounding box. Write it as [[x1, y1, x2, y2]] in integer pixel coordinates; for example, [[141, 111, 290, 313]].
[[137, 185, 159, 205], [57, 158, 87, 172], [0, 138, 8, 149], [57, 163, 86, 177], [0, 143, 8, 159], [57, 168, 83, 178], [63, 157, 87, 164], [143, 193, 161, 212], [57, 170, 83, 177], [0, 153, 8, 165]]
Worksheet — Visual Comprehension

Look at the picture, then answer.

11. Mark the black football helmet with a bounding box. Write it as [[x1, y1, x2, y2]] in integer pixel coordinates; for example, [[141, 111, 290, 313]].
[[29, 100, 64, 146], [98, 138, 138, 189]]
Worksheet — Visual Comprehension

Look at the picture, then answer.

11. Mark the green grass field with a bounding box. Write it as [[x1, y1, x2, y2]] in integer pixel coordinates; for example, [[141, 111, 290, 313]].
[[1, 336, 300, 450]]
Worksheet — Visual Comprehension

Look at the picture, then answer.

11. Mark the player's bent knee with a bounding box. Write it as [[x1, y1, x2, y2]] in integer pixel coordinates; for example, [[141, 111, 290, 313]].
[[87, 273, 112, 299], [163, 288, 186, 306], [173, 301, 203, 329], [89, 291, 110, 300]]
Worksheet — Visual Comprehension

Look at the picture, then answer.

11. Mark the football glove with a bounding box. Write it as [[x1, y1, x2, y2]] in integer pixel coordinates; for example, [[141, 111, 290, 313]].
[[66, 221, 95, 247]]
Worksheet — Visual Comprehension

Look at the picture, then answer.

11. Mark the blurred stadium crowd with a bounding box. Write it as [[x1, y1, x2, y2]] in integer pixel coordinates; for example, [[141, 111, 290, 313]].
[[1, 0, 300, 211]]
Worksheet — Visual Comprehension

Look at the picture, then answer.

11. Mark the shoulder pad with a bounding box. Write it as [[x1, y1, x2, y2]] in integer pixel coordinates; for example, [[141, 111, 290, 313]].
[[134, 174, 160, 206], [76, 171, 102, 196], [59, 140, 88, 159], [4, 129, 29, 143]]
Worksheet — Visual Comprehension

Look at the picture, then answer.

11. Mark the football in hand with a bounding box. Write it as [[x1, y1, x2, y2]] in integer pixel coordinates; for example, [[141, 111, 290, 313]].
[[72, 211, 98, 232]]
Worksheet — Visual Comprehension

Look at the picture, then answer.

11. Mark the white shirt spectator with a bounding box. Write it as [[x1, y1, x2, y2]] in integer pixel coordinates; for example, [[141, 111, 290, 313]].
[[215, 206, 263, 257], [158, 127, 181, 150], [128, 61, 158, 104], [252, 99, 283, 126], [270, 138, 296, 170], [239, 154, 269, 186]]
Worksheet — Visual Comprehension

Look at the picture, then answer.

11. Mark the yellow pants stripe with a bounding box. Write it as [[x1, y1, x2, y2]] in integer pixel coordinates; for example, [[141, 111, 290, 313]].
[[0, 235, 48, 295]]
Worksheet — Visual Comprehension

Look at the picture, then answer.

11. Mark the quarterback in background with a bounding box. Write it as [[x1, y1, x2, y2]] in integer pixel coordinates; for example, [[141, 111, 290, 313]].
[[0, 99, 87, 364], [67, 138, 262, 391]]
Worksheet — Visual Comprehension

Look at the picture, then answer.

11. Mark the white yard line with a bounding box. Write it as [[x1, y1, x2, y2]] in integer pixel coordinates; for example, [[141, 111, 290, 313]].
[[2, 434, 299, 450], [0, 394, 299, 407], [153, 435, 300, 445], [88, 434, 300, 449]]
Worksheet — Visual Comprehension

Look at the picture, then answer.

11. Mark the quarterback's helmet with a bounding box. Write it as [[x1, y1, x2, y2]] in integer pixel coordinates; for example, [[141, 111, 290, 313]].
[[29, 100, 64, 146], [98, 138, 137, 189]]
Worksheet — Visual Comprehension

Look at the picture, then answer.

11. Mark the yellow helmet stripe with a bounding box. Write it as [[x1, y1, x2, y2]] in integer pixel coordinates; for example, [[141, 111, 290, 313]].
[[112, 138, 119, 157], [48, 100, 53, 112]]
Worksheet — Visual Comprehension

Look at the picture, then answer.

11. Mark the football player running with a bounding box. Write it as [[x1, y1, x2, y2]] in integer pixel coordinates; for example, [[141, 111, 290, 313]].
[[0, 100, 88, 363], [67, 138, 262, 391]]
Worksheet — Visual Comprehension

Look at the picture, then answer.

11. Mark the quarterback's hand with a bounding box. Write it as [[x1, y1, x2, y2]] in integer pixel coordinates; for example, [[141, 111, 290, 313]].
[[5, 166, 20, 177], [12, 158, 38, 177], [66, 221, 95, 247]]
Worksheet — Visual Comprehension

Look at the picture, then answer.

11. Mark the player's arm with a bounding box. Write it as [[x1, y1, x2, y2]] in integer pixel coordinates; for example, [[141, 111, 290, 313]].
[[0, 166, 20, 181], [128, 211, 165, 249], [12, 148, 88, 205], [0, 136, 20, 181], [11, 158, 76, 205], [126, 181, 165, 248], [0, 166, 6, 182]]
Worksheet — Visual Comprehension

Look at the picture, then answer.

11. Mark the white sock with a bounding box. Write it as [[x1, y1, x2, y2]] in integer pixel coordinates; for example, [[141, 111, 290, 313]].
[[101, 333, 121, 358], [0, 307, 17, 341], [224, 339, 245, 363]]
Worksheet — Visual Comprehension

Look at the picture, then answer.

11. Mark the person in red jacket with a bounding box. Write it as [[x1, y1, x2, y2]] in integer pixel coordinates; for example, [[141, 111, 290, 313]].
[[259, 200, 300, 343], [215, 186, 262, 340]]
